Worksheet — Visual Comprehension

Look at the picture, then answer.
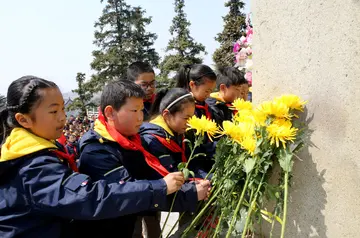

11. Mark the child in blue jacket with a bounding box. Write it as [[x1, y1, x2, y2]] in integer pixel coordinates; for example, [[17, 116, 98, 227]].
[[0, 76, 184, 238], [76, 80, 210, 237], [175, 64, 217, 176], [206, 67, 249, 126], [140, 88, 197, 175], [127, 61, 156, 121]]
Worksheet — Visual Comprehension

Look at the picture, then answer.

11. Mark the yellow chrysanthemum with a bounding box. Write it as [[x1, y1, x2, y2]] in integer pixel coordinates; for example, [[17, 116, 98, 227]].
[[237, 122, 255, 138], [222, 121, 243, 144], [232, 98, 253, 111], [234, 109, 255, 124], [241, 136, 256, 155], [187, 115, 219, 141], [252, 109, 267, 126], [222, 120, 255, 145], [274, 94, 307, 112], [266, 119, 298, 148], [258, 101, 290, 119]]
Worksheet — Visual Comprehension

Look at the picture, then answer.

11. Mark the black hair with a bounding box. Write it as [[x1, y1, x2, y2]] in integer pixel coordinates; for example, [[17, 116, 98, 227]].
[[216, 67, 248, 89], [150, 88, 195, 119], [127, 61, 155, 82], [100, 79, 145, 115], [175, 64, 217, 89], [0, 76, 58, 145]]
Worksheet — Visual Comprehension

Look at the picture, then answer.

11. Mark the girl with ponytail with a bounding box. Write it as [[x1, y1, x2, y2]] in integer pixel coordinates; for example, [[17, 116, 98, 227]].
[[175, 64, 217, 119], [140, 88, 208, 230], [175, 64, 218, 178]]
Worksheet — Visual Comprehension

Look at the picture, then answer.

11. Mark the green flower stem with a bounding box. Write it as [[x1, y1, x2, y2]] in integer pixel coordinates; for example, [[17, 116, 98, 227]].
[[160, 136, 202, 238], [181, 185, 223, 238], [269, 208, 278, 238], [241, 173, 266, 238], [202, 206, 219, 237], [159, 192, 178, 238], [197, 206, 217, 237], [280, 171, 289, 238], [204, 165, 216, 180], [225, 173, 251, 238], [212, 211, 224, 238], [165, 212, 185, 238]]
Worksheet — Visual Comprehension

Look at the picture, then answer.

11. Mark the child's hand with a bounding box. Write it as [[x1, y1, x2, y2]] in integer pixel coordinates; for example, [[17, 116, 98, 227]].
[[195, 180, 211, 201], [163, 172, 185, 195]]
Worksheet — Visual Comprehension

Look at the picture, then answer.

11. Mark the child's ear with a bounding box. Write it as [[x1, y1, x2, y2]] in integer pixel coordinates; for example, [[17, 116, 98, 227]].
[[15, 113, 33, 129], [219, 84, 227, 92], [162, 109, 170, 120], [189, 81, 195, 90], [104, 106, 115, 121]]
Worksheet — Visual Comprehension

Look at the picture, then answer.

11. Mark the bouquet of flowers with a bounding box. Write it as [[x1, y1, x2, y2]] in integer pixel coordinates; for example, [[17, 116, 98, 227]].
[[168, 95, 309, 238]]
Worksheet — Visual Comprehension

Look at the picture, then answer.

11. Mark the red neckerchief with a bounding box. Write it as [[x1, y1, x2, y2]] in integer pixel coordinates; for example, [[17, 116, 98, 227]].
[[57, 134, 69, 154], [143, 94, 155, 103], [195, 102, 212, 119], [52, 150, 78, 172], [58, 134, 67, 146], [226, 103, 238, 115], [151, 134, 187, 163], [97, 111, 169, 177], [67, 143, 78, 155]]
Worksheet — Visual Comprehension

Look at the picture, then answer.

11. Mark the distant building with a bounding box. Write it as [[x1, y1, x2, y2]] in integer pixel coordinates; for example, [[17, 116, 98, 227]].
[[64, 97, 80, 117]]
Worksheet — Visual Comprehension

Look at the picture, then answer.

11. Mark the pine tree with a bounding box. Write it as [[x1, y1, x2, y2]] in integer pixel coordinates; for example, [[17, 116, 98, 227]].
[[67, 73, 95, 117], [90, 0, 159, 92], [213, 0, 246, 67], [129, 7, 159, 66], [159, 0, 206, 78]]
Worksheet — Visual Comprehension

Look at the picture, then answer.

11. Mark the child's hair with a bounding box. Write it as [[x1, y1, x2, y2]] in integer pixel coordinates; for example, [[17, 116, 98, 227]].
[[100, 79, 145, 115], [0, 76, 58, 144], [127, 61, 155, 82], [216, 67, 247, 89], [175, 64, 217, 89], [150, 88, 195, 118]]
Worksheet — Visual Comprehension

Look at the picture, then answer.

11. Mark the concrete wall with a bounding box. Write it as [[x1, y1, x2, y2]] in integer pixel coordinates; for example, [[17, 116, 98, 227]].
[[253, 0, 360, 237]]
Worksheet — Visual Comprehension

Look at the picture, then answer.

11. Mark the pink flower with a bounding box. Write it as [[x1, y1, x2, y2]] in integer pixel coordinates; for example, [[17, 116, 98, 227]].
[[240, 36, 247, 44], [246, 47, 252, 55], [239, 48, 247, 60], [245, 71, 252, 85], [246, 34, 253, 45], [233, 41, 241, 52], [246, 26, 253, 35]]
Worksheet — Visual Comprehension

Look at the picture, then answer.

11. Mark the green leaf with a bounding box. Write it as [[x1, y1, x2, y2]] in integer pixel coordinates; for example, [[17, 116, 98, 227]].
[[243, 158, 256, 174], [192, 153, 207, 159], [183, 138, 193, 151], [189, 171, 195, 178], [182, 168, 190, 180], [177, 162, 186, 171], [277, 147, 294, 173]]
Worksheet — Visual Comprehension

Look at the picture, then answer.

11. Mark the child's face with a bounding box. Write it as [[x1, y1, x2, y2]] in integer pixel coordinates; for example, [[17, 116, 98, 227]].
[[16, 88, 66, 140], [189, 78, 216, 102], [105, 97, 144, 137], [135, 73, 156, 100], [221, 84, 250, 103], [164, 102, 195, 135], [69, 135, 76, 143]]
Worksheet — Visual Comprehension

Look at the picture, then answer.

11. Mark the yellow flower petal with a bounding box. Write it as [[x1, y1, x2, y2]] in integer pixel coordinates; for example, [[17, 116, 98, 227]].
[[258, 100, 290, 119], [187, 115, 219, 140], [266, 119, 298, 148], [232, 98, 253, 111], [274, 94, 307, 112]]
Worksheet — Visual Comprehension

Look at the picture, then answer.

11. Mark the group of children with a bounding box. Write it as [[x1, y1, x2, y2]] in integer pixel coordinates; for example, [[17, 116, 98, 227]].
[[0, 62, 249, 238]]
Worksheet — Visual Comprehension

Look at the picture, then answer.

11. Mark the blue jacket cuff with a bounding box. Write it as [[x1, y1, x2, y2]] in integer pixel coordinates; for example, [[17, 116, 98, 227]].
[[148, 179, 167, 210]]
